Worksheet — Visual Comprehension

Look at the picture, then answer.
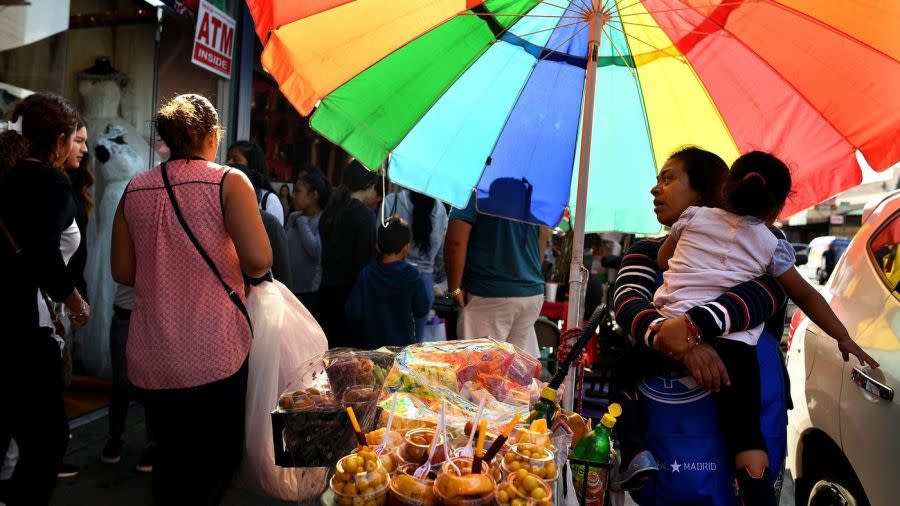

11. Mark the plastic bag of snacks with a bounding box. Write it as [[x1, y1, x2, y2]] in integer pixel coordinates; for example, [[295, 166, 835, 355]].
[[271, 348, 397, 469], [377, 339, 542, 437]]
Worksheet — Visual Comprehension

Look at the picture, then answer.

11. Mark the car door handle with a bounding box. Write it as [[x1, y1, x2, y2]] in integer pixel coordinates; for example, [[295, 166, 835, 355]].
[[851, 367, 894, 401]]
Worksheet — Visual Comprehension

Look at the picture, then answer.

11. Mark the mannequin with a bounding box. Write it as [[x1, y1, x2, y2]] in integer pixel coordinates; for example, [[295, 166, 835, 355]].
[[78, 57, 149, 378]]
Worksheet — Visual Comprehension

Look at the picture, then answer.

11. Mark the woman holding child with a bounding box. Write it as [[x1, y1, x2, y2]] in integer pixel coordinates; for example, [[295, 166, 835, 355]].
[[613, 146, 876, 505]]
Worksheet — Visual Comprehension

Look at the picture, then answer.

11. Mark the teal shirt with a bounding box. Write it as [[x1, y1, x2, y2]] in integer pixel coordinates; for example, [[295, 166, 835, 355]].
[[450, 194, 544, 298]]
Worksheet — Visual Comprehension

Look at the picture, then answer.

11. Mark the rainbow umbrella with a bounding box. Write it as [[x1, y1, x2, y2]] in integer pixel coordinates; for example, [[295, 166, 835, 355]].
[[250, 0, 900, 327]]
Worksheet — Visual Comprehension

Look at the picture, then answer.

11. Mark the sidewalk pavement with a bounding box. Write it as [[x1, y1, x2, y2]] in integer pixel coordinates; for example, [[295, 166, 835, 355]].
[[51, 404, 294, 506]]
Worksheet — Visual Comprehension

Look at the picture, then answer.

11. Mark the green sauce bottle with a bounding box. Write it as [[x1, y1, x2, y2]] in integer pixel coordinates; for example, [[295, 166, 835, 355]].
[[527, 386, 558, 425], [571, 403, 621, 505]]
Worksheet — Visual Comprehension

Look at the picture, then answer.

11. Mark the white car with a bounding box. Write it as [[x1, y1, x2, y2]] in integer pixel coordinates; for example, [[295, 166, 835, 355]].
[[786, 190, 900, 505]]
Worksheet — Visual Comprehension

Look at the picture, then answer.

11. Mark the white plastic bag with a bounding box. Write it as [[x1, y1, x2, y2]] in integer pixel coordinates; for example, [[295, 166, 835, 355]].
[[421, 315, 446, 342], [238, 280, 329, 501]]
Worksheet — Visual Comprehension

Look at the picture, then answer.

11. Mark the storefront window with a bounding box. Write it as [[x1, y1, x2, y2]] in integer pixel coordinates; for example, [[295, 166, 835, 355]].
[[248, 38, 349, 186]]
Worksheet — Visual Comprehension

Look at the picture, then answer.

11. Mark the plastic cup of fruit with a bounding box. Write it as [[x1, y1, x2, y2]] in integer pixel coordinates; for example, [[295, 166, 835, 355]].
[[433, 472, 497, 506], [388, 464, 438, 506], [330, 452, 390, 506], [510, 427, 552, 450], [494, 469, 552, 506], [500, 444, 558, 485], [399, 428, 447, 466], [450, 437, 498, 458], [352, 446, 400, 476], [442, 457, 502, 483], [366, 428, 404, 452]]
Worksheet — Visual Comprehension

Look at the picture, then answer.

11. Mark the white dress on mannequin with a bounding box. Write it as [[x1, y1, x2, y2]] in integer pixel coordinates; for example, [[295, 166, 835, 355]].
[[79, 78, 149, 378]]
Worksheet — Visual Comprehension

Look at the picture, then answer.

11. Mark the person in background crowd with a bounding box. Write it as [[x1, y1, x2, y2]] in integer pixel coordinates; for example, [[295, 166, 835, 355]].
[[383, 189, 448, 341], [47, 116, 89, 481], [278, 183, 293, 222], [444, 192, 547, 358], [112, 94, 271, 505], [226, 141, 284, 226], [226, 163, 291, 288], [64, 118, 91, 302], [286, 170, 329, 313], [100, 283, 156, 474], [345, 216, 430, 348], [319, 160, 377, 348], [0, 92, 90, 505]]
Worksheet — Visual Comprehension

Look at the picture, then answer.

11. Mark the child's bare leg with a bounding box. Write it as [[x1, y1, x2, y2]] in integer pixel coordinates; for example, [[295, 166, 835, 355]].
[[735, 449, 768, 478]]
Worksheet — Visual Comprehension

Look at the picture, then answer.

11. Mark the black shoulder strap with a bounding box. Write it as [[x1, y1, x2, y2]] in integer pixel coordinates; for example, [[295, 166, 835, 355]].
[[160, 162, 252, 332], [261, 190, 272, 211]]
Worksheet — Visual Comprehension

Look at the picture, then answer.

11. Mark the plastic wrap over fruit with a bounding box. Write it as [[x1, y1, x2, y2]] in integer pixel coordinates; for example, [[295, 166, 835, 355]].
[[378, 339, 542, 436], [272, 348, 397, 468]]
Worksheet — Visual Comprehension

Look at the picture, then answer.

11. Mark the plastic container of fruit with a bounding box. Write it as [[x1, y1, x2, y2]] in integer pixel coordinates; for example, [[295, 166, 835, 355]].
[[499, 444, 558, 484], [388, 464, 437, 506], [433, 472, 497, 506], [329, 451, 390, 506], [398, 428, 448, 466], [441, 457, 502, 484], [494, 469, 552, 506]]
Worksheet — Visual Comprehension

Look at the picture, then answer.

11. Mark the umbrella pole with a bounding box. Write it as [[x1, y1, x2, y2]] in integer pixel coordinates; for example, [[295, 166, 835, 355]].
[[563, 6, 602, 414]]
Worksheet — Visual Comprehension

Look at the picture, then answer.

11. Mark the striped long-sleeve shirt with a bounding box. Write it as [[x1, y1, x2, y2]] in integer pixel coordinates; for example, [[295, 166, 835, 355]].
[[614, 237, 787, 348]]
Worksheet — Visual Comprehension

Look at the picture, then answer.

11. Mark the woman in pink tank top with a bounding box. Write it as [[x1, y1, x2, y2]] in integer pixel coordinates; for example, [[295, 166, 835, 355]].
[[111, 94, 271, 505]]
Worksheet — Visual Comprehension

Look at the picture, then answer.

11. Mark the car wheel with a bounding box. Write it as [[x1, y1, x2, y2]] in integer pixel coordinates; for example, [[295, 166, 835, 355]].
[[807, 479, 860, 506]]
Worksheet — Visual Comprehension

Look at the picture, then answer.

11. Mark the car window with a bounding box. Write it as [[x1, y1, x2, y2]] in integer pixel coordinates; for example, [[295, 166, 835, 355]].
[[869, 212, 900, 294]]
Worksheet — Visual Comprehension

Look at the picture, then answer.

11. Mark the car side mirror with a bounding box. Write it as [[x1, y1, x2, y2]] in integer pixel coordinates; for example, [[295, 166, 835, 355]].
[[795, 253, 808, 266]]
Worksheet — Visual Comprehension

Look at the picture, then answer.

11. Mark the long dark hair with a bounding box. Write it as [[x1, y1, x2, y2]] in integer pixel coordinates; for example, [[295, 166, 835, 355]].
[[67, 117, 95, 214], [726, 151, 792, 220], [322, 160, 377, 234], [409, 190, 435, 255], [299, 171, 330, 210], [228, 140, 273, 197], [668, 146, 728, 208], [0, 93, 78, 178]]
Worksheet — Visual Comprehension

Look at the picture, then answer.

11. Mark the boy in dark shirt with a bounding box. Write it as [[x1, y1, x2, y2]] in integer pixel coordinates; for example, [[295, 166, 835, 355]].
[[345, 217, 431, 348]]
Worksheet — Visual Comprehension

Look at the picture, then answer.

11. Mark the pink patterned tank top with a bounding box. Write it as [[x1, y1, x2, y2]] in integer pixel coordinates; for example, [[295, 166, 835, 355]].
[[123, 159, 251, 389]]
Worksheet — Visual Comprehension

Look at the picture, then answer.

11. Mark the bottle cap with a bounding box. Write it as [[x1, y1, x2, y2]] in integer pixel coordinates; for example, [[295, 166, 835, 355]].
[[540, 386, 557, 402], [607, 403, 622, 418], [600, 413, 617, 429]]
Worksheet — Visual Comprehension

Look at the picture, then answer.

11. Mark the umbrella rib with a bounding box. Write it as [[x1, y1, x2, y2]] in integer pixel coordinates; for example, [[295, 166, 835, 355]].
[[541, 0, 590, 17], [538, 23, 591, 63], [654, 0, 860, 152], [569, 0, 596, 16], [460, 12, 584, 19], [614, 1, 757, 18], [602, 25, 639, 80], [512, 19, 588, 40], [605, 21, 689, 65], [610, 0, 649, 17], [618, 19, 733, 38]]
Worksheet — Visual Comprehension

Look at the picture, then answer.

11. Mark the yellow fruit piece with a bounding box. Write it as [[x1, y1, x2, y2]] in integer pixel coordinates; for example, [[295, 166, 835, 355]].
[[531, 487, 547, 500], [522, 475, 538, 492], [545, 461, 557, 477], [529, 419, 548, 433], [497, 490, 509, 503]]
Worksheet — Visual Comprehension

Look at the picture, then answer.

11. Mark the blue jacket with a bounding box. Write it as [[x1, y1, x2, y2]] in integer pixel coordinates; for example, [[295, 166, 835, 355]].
[[345, 259, 431, 349]]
